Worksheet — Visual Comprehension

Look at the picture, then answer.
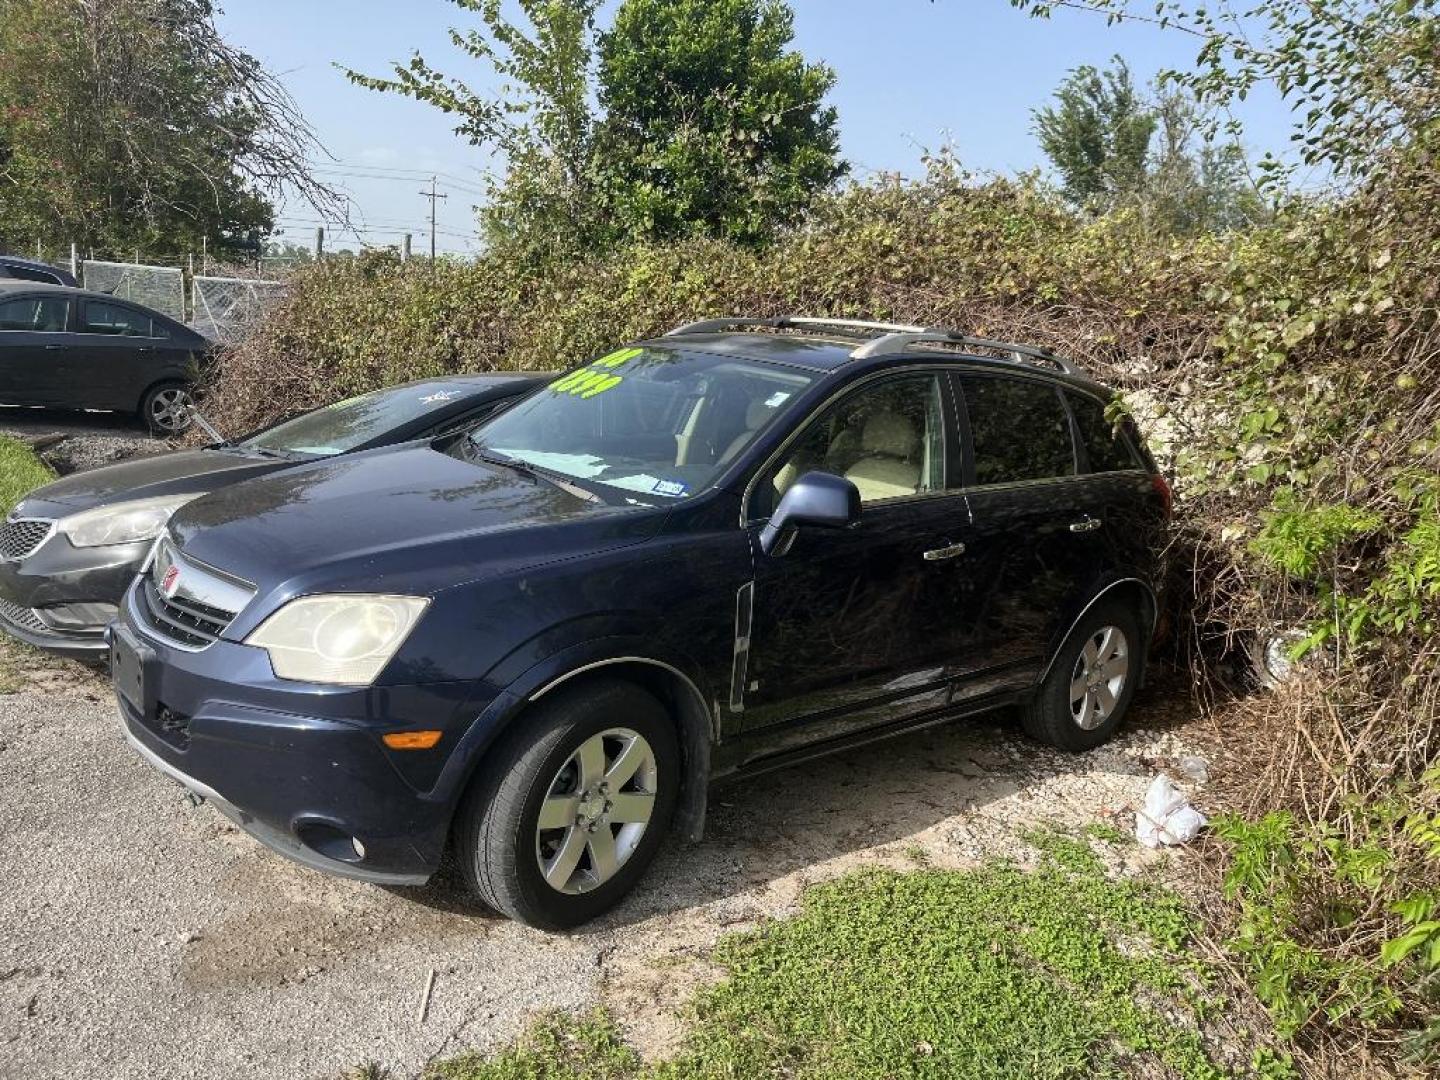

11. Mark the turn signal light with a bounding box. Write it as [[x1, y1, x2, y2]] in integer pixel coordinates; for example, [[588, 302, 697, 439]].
[[382, 730, 443, 750]]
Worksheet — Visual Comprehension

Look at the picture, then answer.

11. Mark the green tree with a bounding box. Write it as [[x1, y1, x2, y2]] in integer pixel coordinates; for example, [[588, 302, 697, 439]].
[[1012, 0, 1440, 185], [344, 0, 604, 267], [0, 0, 334, 257], [346, 0, 845, 262], [595, 0, 845, 244], [1033, 57, 1156, 206], [1035, 56, 1258, 232]]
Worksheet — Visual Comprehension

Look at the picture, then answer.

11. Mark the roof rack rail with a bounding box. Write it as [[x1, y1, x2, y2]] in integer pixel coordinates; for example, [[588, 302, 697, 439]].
[[853, 331, 1083, 376], [662, 316, 1083, 377], [664, 316, 925, 337]]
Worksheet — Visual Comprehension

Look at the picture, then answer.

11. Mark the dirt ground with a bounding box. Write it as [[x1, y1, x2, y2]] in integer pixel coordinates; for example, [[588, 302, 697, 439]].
[[0, 649, 1216, 1080]]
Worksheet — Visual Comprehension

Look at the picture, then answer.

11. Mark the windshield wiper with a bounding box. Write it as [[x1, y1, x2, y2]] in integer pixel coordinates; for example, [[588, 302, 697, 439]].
[[472, 447, 601, 503]]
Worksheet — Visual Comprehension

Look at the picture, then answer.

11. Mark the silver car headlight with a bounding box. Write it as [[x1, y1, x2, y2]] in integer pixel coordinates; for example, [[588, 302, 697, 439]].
[[58, 494, 202, 548], [246, 594, 429, 685]]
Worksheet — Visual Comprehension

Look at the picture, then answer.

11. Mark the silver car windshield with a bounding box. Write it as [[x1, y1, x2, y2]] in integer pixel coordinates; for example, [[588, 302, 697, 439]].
[[468, 347, 814, 502]]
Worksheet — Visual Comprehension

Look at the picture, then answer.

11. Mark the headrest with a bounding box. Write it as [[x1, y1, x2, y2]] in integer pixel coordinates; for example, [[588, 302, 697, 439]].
[[861, 411, 917, 458]]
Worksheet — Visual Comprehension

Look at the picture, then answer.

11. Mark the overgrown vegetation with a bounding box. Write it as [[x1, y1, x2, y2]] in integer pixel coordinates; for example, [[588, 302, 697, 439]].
[[426, 832, 1284, 1079]]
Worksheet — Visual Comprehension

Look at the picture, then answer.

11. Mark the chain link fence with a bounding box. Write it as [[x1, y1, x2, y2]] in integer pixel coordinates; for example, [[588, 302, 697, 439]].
[[190, 275, 288, 342], [78, 260, 187, 322]]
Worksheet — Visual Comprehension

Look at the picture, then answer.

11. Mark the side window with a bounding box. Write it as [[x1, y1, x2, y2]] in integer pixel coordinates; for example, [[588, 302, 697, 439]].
[[83, 301, 153, 337], [1067, 392, 1141, 473], [758, 373, 947, 515], [0, 297, 70, 332], [961, 376, 1075, 485]]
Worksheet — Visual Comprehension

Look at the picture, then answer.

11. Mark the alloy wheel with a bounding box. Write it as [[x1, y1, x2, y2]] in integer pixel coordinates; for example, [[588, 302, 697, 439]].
[[1069, 625, 1130, 731], [535, 727, 658, 895], [149, 388, 194, 433]]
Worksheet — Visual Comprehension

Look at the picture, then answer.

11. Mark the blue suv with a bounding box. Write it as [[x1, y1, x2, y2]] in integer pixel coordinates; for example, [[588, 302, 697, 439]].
[[111, 317, 1170, 928]]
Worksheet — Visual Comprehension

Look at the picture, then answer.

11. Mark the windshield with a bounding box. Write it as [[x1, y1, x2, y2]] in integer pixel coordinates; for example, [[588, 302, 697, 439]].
[[468, 347, 814, 502], [240, 383, 477, 457]]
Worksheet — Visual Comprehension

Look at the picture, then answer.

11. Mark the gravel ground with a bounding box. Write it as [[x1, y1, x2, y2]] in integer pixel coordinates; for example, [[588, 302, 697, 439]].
[[0, 406, 177, 475], [0, 651, 1213, 1080]]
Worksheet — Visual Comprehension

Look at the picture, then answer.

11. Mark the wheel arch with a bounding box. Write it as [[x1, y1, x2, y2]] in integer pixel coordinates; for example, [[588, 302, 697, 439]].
[[444, 648, 716, 848], [1040, 576, 1157, 686]]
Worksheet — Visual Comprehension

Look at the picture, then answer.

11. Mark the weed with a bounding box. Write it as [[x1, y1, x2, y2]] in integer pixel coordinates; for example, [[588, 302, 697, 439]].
[[431, 838, 1273, 1079]]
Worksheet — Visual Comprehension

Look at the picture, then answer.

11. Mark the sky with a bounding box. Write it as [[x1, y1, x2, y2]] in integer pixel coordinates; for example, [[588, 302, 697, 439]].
[[216, 0, 1297, 256]]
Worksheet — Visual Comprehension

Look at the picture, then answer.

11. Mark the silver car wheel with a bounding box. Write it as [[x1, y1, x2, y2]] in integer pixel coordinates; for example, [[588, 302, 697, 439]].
[[149, 387, 194, 433], [1069, 625, 1130, 731], [535, 727, 657, 895]]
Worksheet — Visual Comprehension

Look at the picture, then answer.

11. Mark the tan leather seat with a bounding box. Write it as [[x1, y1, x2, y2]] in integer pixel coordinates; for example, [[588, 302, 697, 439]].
[[717, 399, 776, 465], [844, 411, 920, 501]]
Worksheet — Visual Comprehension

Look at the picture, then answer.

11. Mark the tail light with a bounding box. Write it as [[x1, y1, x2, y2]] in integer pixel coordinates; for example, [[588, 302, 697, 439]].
[[1151, 473, 1173, 519]]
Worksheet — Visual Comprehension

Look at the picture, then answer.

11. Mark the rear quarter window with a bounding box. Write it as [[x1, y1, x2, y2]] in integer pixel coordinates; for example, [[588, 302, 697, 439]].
[[961, 376, 1076, 484], [1067, 392, 1142, 472]]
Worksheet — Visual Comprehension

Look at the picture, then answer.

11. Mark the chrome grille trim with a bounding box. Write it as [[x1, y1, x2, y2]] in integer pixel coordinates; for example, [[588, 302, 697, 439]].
[[133, 536, 255, 651]]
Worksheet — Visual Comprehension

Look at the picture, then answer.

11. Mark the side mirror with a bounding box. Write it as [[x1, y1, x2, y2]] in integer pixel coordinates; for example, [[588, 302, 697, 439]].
[[758, 471, 861, 557]]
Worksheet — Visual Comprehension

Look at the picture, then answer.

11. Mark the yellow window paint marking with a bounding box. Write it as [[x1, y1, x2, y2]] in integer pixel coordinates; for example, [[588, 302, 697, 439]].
[[550, 347, 642, 398], [594, 347, 642, 369]]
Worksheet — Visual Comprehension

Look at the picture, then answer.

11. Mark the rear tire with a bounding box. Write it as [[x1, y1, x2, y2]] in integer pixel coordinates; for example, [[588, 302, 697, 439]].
[[454, 679, 679, 929], [1022, 598, 1143, 751], [140, 381, 195, 435]]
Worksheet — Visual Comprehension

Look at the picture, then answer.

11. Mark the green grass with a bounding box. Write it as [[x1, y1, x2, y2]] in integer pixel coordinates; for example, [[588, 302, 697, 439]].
[[422, 831, 1286, 1080], [0, 435, 53, 516]]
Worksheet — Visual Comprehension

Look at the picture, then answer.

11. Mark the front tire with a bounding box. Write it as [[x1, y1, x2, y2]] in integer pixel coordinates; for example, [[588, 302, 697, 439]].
[[1022, 598, 1143, 751], [140, 381, 195, 435], [454, 679, 679, 929]]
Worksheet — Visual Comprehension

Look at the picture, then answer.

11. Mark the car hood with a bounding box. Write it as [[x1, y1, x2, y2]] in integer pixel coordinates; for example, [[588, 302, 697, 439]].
[[14, 448, 288, 516], [167, 444, 663, 600]]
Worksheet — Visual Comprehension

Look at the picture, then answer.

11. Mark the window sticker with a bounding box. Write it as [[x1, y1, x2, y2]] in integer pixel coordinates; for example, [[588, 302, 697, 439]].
[[764, 391, 791, 408], [652, 479, 688, 497]]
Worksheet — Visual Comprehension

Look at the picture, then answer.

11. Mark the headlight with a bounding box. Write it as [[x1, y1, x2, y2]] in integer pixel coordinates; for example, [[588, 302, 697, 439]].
[[58, 494, 202, 548], [246, 594, 429, 685]]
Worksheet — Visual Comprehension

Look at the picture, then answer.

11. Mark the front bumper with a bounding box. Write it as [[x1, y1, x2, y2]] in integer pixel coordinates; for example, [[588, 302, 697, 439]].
[[0, 532, 147, 658], [112, 580, 490, 885]]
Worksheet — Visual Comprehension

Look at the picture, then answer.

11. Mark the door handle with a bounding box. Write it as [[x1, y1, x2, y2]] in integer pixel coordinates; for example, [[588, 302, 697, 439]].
[[1068, 516, 1103, 533], [43, 344, 63, 350], [923, 542, 967, 561]]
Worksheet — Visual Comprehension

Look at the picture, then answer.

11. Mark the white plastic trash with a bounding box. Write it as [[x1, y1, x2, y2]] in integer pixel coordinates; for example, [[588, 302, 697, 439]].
[[1135, 774, 1208, 848]]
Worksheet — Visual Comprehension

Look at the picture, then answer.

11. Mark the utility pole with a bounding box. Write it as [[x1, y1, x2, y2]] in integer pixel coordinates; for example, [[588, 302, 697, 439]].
[[402, 233, 412, 262], [314, 227, 324, 260], [419, 176, 447, 261]]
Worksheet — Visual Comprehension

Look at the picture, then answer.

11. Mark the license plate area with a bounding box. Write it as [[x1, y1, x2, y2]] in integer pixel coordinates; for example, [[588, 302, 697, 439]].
[[112, 626, 153, 716]]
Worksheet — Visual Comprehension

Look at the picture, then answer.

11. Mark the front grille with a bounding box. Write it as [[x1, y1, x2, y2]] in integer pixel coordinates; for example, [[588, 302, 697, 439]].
[[0, 597, 48, 634], [132, 537, 252, 650], [0, 519, 52, 561], [140, 578, 234, 648]]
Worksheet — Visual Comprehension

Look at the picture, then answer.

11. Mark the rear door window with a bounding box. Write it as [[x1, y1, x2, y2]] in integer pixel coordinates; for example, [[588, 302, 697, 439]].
[[960, 376, 1076, 485], [0, 296, 70, 332], [1066, 392, 1141, 473], [82, 301, 153, 337]]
